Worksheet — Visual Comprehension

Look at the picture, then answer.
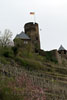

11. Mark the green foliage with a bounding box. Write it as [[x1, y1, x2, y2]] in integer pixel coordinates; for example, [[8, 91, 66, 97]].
[[44, 51, 58, 63], [0, 46, 14, 58], [12, 46, 18, 56], [39, 50, 58, 63], [27, 52, 45, 61], [0, 57, 9, 64], [0, 46, 14, 64], [0, 87, 23, 100], [15, 57, 45, 71]]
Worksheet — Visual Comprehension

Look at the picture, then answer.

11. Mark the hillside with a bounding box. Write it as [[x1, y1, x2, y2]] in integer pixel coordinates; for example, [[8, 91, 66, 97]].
[[0, 47, 67, 100]]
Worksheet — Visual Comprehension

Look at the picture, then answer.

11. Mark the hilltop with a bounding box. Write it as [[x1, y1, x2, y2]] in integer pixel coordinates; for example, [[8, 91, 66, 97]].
[[0, 46, 67, 100], [0, 23, 67, 100]]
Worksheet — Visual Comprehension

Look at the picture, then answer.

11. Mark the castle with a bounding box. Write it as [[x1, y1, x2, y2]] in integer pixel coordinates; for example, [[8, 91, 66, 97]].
[[14, 22, 67, 63], [14, 22, 40, 52]]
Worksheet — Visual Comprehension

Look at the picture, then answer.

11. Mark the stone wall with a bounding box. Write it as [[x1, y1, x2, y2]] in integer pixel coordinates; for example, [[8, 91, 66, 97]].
[[39, 49, 62, 64]]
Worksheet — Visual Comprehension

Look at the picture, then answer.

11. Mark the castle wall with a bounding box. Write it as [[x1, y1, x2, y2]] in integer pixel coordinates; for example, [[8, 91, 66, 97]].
[[39, 49, 62, 64]]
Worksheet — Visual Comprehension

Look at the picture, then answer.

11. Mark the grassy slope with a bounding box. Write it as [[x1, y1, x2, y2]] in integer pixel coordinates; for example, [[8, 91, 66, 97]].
[[0, 47, 67, 100]]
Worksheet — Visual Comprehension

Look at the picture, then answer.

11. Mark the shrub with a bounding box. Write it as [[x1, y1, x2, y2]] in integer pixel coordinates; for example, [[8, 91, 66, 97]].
[[15, 57, 45, 71], [39, 50, 58, 63], [12, 46, 18, 56], [0, 57, 9, 64], [0, 46, 14, 58], [0, 87, 22, 100]]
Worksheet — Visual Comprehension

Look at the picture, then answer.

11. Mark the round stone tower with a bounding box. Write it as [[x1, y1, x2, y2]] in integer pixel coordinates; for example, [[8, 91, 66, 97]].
[[24, 22, 40, 52]]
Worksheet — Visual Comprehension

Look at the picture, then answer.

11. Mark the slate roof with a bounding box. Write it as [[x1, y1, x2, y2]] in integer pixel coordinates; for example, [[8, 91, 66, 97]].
[[59, 45, 66, 51], [15, 31, 30, 40]]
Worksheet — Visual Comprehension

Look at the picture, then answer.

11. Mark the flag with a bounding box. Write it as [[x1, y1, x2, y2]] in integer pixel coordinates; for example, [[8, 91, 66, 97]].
[[30, 12, 35, 15]]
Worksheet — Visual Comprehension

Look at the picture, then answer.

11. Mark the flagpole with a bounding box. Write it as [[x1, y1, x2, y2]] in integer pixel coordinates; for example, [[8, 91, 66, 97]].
[[34, 13, 36, 24], [30, 12, 36, 24]]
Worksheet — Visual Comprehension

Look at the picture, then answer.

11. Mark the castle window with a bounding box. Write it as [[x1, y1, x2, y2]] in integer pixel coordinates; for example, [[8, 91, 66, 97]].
[[64, 50, 66, 54], [24, 41, 28, 44]]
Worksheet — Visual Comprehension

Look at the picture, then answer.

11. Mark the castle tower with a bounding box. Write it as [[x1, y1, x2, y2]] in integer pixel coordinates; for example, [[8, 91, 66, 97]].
[[24, 22, 40, 52]]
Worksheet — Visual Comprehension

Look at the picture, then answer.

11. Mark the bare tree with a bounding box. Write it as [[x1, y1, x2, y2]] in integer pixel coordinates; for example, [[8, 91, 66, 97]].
[[0, 29, 12, 47]]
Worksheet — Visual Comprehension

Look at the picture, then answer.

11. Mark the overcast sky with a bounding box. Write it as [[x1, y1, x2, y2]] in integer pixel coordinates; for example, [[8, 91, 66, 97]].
[[0, 0, 67, 50]]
